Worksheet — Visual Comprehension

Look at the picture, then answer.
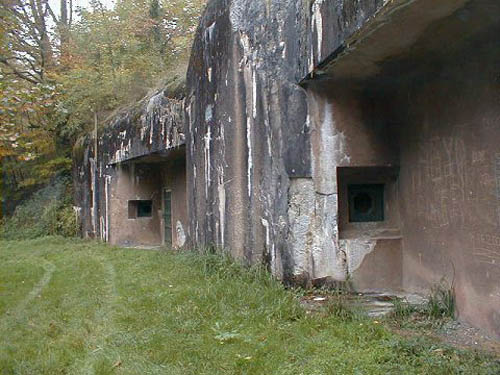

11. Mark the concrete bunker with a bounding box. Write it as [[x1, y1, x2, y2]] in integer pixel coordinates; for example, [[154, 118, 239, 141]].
[[108, 147, 188, 248], [303, 0, 500, 337], [75, 0, 500, 339]]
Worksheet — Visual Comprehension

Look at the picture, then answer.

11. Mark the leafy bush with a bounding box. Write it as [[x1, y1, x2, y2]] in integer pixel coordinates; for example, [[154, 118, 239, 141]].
[[0, 175, 78, 240]]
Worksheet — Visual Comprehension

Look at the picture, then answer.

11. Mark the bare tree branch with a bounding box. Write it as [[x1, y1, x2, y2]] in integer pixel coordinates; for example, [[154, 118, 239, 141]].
[[45, 0, 58, 26]]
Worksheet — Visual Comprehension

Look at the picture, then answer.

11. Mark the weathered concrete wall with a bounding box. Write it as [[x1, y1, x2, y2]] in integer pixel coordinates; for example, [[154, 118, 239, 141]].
[[104, 155, 187, 248], [109, 163, 163, 246], [161, 156, 188, 248], [304, 82, 403, 287], [394, 27, 500, 338], [106, 91, 185, 165], [337, 167, 402, 291], [185, 0, 386, 279], [73, 87, 186, 242], [304, 2, 500, 336], [288, 178, 342, 281]]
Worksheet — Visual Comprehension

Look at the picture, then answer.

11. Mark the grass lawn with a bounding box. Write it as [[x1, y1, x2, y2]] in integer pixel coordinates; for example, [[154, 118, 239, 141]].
[[0, 237, 498, 374]]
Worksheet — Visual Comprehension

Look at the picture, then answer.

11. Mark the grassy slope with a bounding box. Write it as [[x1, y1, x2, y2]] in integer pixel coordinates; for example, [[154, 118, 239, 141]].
[[0, 238, 498, 375]]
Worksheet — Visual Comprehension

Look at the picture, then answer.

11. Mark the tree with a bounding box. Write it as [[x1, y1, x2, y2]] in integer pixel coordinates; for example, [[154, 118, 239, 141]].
[[0, 0, 206, 217], [0, 0, 73, 214], [59, 0, 205, 134]]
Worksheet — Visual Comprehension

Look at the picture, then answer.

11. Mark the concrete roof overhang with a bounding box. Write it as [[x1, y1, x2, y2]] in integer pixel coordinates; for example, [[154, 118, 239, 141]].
[[302, 0, 500, 86], [108, 145, 186, 166]]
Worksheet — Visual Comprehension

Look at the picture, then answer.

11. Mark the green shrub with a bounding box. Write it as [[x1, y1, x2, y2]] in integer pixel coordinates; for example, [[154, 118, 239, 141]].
[[55, 206, 78, 237], [0, 175, 77, 240]]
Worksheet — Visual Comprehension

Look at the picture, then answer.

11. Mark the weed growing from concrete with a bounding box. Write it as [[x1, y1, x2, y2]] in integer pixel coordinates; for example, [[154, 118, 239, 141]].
[[425, 282, 455, 320], [392, 297, 418, 320]]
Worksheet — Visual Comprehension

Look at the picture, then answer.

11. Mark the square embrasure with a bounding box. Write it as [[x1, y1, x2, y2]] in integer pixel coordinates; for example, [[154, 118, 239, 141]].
[[348, 184, 384, 222]]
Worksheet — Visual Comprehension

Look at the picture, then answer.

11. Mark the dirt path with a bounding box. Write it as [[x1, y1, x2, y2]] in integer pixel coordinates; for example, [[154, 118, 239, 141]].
[[78, 255, 119, 374], [0, 258, 55, 324]]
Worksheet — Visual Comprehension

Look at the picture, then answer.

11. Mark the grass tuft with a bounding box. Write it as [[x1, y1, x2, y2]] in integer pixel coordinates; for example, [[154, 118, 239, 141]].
[[389, 279, 455, 325], [324, 292, 361, 322], [392, 298, 418, 320], [425, 281, 455, 320]]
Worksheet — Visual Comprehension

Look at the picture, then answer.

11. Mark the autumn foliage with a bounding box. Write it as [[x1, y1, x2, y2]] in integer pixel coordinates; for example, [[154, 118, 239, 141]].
[[0, 0, 205, 218]]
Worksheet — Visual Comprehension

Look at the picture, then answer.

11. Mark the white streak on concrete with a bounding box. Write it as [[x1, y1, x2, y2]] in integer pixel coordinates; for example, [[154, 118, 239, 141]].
[[195, 220, 199, 243], [252, 70, 257, 119], [204, 126, 212, 199], [90, 158, 97, 235], [104, 175, 111, 242], [218, 167, 226, 247], [318, 102, 337, 194], [309, 46, 315, 75], [239, 32, 251, 60], [176, 221, 186, 247], [311, 0, 324, 61], [207, 21, 216, 40], [205, 105, 213, 122], [279, 41, 286, 59], [261, 218, 274, 273], [247, 116, 253, 198]]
